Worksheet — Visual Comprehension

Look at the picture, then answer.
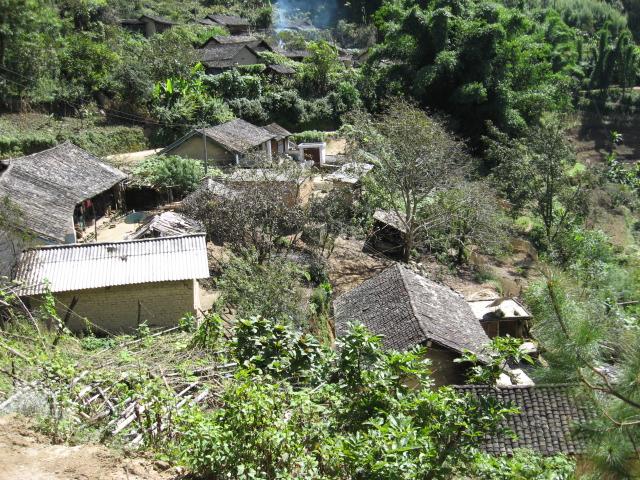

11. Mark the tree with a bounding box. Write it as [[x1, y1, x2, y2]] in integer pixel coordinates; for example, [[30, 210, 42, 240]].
[[526, 271, 640, 477], [217, 254, 306, 325], [488, 118, 587, 249], [345, 100, 466, 261], [428, 181, 508, 264], [185, 164, 309, 263], [299, 41, 342, 96], [307, 188, 355, 257]]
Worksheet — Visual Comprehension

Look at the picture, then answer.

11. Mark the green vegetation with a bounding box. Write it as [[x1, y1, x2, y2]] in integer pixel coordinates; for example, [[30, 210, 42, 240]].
[[132, 155, 204, 196], [0, 288, 574, 478], [2, 0, 640, 477]]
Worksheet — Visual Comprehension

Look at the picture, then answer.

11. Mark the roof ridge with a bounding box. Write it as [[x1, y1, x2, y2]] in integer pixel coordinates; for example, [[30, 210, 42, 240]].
[[395, 264, 431, 344], [22, 233, 206, 252]]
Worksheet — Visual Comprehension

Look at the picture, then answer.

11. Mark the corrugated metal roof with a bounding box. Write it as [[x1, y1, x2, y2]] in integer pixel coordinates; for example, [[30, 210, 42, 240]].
[[14, 234, 209, 295]]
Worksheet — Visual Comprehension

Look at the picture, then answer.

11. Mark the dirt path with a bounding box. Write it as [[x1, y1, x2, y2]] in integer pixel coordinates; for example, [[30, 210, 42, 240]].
[[0, 415, 176, 480]]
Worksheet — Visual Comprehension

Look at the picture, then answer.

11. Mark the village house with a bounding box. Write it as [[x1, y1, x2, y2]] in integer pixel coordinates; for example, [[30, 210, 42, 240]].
[[0, 142, 127, 277], [468, 295, 532, 339], [454, 384, 590, 456], [120, 14, 177, 37], [198, 44, 261, 74], [334, 264, 492, 385], [13, 234, 209, 333], [200, 35, 273, 53], [264, 64, 296, 78], [262, 123, 293, 155], [225, 168, 314, 206], [280, 49, 311, 62], [200, 14, 250, 35], [160, 119, 291, 166]]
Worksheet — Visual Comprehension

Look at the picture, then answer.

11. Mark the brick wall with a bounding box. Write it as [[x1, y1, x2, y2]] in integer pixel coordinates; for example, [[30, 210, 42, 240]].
[[52, 280, 198, 334]]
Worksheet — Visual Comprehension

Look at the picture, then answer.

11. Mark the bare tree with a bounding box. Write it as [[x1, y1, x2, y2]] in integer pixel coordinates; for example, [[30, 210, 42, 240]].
[[345, 100, 466, 261], [184, 162, 310, 264]]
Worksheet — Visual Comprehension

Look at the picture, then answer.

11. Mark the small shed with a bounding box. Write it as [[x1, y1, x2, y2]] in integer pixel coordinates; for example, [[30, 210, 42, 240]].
[[468, 296, 532, 339], [121, 14, 177, 37], [454, 384, 591, 456], [296, 142, 326, 166], [0, 142, 127, 276], [334, 264, 492, 385], [365, 209, 408, 258], [264, 64, 296, 78], [13, 235, 209, 333], [160, 119, 277, 165], [205, 14, 250, 35]]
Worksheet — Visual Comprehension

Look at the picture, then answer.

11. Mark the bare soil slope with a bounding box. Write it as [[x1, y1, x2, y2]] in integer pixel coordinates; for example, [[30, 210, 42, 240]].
[[0, 415, 175, 480]]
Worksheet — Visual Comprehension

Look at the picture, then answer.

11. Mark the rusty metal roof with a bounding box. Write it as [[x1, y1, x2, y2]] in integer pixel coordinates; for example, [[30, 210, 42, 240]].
[[13, 234, 209, 295]]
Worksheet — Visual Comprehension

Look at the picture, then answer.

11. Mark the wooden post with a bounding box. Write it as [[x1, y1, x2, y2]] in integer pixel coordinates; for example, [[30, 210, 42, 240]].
[[54, 296, 78, 346], [92, 202, 98, 242], [137, 300, 142, 328], [202, 128, 208, 175]]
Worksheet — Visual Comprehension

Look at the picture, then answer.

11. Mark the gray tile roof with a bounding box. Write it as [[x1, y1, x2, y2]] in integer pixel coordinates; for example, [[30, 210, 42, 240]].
[[334, 264, 491, 357], [266, 64, 296, 75], [373, 209, 408, 234], [454, 384, 591, 456], [0, 142, 127, 242], [202, 119, 275, 152], [207, 14, 249, 27], [262, 122, 292, 138], [14, 234, 209, 295], [198, 44, 254, 68], [161, 119, 276, 156]]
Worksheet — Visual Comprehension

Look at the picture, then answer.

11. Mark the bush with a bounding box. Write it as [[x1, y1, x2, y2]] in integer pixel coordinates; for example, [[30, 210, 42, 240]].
[[292, 130, 326, 143], [133, 155, 204, 197]]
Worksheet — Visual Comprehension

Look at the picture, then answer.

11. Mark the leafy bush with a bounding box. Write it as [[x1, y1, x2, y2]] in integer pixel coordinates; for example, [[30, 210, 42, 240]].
[[292, 130, 326, 143], [172, 324, 545, 479], [133, 155, 204, 197]]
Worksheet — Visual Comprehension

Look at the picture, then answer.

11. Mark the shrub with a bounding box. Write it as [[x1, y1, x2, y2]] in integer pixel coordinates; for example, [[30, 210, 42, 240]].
[[133, 155, 204, 197], [292, 130, 326, 143]]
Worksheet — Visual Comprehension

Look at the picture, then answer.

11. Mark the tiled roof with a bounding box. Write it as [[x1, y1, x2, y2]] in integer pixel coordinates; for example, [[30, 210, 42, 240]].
[[128, 212, 203, 240], [14, 234, 209, 295], [373, 209, 408, 234], [266, 64, 296, 75], [334, 264, 491, 358], [161, 119, 276, 156], [262, 122, 292, 138], [207, 14, 249, 27], [454, 384, 591, 456], [0, 142, 126, 242]]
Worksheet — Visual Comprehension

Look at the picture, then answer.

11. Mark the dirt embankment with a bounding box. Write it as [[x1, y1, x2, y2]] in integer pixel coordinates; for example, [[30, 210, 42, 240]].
[[0, 415, 177, 480]]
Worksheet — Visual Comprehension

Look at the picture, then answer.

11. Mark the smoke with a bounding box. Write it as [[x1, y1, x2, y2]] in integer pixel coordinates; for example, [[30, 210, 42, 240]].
[[273, 0, 340, 30]]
